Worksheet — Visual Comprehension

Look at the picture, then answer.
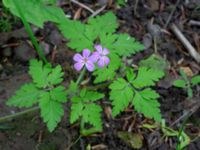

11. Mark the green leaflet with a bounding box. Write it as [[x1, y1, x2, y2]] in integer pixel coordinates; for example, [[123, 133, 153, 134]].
[[173, 70, 200, 98], [93, 54, 121, 83], [173, 79, 186, 88], [191, 75, 200, 86], [110, 34, 145, 57], [133, 89, 161, 122], [39, 92, 65, 132], [131, 67, 164, 88], [29, 59, 64, 88], [3, 0, 66, 27], [117, 0, 126, 6], [6, 59, 66, 132], [139, 54, 169, 71], [6, 83, 40, 107], [109, 67, 165, 122], [109, 78, 134, 116], [70, 88, 104, 134], [100, 33, 145, 57], [59, 12, 118, 52], [87, 12, 118, 37]]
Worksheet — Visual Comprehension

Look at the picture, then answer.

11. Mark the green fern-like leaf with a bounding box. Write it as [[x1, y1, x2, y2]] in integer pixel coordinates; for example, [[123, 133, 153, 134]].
[[93, 54, 121, 83], [6, 83, 39, 107], [133, 89, 162, 122], [3, 0, 66, 27], [100, 33, 144, 57], [81, 103, 102, 131], [47, 65, 64, 86], [109, 78, 134, 117], [39, 92, 64, 132], [131, 67, 164, 88], [29, 59, 64, 88], [87, 12, 118, 37], [59, 12, 118, 52], [29, 59, 51, 88], [50, 86, 67, 102], [70, 89, 104, 133], [109, 67, 164, 122]]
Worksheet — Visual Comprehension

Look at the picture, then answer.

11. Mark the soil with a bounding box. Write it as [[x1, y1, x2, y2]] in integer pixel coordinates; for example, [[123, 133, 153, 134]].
[[0, 0, 200, 150]]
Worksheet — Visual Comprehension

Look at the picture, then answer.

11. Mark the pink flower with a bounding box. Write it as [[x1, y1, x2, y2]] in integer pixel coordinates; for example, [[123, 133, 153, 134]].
[[94, 45, 110, 68], [73, 49, 98, 72]]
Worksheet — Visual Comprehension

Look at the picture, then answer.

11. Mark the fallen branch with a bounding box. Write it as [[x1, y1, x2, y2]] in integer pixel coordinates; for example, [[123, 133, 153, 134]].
[[171, 23, 200, 63]]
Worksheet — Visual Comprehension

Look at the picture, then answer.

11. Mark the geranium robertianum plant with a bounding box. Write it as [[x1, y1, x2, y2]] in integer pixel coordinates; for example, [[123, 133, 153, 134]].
[[3, 0, 165, 135]]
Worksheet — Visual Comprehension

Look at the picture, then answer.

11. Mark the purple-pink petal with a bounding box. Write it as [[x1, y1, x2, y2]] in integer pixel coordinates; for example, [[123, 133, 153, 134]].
[[73, 53, 83, 62], [95, 45, 103, 53], [103, 56, 110, 65], [103, 48, 110, 55], [82, 49, 91, 58], [89, 52, 100, 63], [97, 56, 110, 68], [85, 61, 95, 72], [74, 62, 84, 71]]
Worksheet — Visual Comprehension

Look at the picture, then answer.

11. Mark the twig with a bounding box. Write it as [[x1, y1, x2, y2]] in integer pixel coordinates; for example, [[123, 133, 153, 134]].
[[170, 100, 200, 127], [70, 0, 94, 14], [90, 5, 106, 17], [171, 23, 200, 63], [188, 20, 200, 27], [66, 135, 82, 150], [164, 0, 181, 28], [134, 0, 139, 16]]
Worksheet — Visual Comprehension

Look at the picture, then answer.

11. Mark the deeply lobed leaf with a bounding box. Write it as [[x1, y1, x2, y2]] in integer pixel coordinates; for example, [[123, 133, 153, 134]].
[[39, 92, 65, 132], [6, 83, 40, 107], [70, 89, 104, 132], [131, 67, 164, 88], [3, 0, 66, 27], [29, 59, 64, 88], [133, 89, 161, 122], [109, 78, 134, 116]]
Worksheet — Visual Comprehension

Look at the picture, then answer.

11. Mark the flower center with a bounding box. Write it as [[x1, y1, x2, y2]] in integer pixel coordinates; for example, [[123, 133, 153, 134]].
[[83, 58, 88, 62]]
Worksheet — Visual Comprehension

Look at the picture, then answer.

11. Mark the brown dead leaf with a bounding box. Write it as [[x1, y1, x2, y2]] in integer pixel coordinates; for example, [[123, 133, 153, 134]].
[[104, 106, 112, 119], [180, 66, 194, 77], [147, 0, 160, 11], [73, 8, 82, 20]]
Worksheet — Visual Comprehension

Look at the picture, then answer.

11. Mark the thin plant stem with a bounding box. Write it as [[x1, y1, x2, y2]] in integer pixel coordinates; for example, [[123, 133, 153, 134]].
[[13, 0, 48, 64], [75, 67, 86, 85], [0, 106, 39, 123], [66, 135, 82, 150], [176, 116, 188, 150]]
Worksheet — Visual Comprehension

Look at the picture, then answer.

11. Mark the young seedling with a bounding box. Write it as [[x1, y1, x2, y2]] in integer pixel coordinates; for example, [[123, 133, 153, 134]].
[[3, 0, 166, 135], [173, 69, 200, 98]]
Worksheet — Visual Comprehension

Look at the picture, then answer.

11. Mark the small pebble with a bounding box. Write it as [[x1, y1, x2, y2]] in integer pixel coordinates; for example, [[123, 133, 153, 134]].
[[14, 42, 36, 62], [142, 33, 153, 49], [39, 41, 51, 55], [48, 29, 63, 45], [147, 23, 161, 39]]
